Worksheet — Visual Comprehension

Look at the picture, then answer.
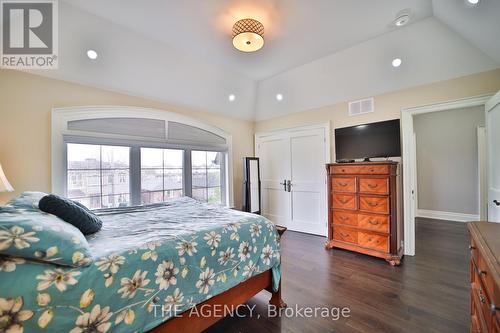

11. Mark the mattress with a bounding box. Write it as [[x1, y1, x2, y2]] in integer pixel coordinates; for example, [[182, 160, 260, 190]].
[[0, 197, 281, 332]]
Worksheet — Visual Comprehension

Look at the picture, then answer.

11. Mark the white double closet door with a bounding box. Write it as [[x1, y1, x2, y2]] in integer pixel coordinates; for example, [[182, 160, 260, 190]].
[[256, 125, 328, 236]]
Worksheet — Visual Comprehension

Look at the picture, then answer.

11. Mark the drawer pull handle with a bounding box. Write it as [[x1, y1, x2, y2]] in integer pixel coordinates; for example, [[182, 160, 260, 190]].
[[339, 198, 348, 204], [340, 232, 349, 238], [368, 202, 378, 207], [494, 199, 500, 206], [491, 303, 499, 315], [477, 268, 486, 277], [469, 245, 476, 250], [479, 294, 486, 304], [340, 216, 348, 221], [341, 169, 346, 172], [338, 182, 348, 187], [368, 220, 379, 225], [367, 183, 378, 189]]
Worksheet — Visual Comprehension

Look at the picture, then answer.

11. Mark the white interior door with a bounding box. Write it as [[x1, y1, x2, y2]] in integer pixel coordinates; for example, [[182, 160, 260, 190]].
[[288, 128, 327, 235], [257, 133, 291, 226], [486, 92, 500, 222], [256, 125, 328, 236]]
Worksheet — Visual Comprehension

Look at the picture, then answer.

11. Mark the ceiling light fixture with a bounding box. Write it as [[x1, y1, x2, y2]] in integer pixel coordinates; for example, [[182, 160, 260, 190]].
[[86, 49, 98, 60], [276, 94, 283, 101], [228, 94, 236, 102], [392, 58, 402, 68], [466, 0, 480, 6], [232, 18, 264, 52]]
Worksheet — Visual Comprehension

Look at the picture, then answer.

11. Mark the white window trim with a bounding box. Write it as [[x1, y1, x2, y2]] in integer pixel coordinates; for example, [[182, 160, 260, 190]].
[[51, 106, 234, 207]]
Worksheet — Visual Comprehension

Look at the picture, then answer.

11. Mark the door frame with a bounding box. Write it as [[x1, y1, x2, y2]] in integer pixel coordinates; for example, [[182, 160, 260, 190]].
[[255, 122, 331, 236], [401, 94, 493, 256], [486, 91, 500, 222], [477, 126, 487, 220]]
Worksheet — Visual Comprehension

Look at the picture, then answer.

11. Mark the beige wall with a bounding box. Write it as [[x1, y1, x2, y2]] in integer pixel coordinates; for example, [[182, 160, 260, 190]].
[[414, 106, 485, 215], [1, 68, 500, 207], [0, 70, 255, 207], [256, 69, 500, 160]]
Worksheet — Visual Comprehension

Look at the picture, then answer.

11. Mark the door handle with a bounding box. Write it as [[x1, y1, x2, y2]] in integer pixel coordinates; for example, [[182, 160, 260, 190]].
[[286, 180, 292, 192], [279, 180, 287, 191], [494, 200, 500, 206]]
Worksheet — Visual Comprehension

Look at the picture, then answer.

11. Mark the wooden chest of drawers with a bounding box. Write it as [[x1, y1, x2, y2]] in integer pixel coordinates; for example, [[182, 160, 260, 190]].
[[325, 161, 403, 265], [468, 222, 500, 333]]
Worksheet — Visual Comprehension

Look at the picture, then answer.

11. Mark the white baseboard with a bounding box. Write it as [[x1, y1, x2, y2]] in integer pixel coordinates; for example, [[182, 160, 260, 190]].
[[416, 209, 480, 223]]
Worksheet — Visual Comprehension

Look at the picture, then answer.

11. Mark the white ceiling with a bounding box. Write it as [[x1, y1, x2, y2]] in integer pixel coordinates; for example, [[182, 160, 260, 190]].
[[63, 0, 434, 80], [255, 17, 498, 120], [27, 0, 500, 121], [432, 0, 500, 65]]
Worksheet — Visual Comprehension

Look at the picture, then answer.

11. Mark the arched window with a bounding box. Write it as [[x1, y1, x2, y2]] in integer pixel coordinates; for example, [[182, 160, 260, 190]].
[[52, 107, 233, 208]]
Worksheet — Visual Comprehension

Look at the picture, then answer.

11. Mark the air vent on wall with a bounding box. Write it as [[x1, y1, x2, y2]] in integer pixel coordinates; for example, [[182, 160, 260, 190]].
[[348, 97, 374, 116]]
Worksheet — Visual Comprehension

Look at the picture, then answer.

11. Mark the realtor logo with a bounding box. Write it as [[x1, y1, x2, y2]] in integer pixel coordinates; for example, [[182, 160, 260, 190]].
[[1, 0, 58, 69]]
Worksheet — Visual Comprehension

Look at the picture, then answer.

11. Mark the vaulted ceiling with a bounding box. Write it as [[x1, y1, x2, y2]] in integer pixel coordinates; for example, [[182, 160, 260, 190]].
[[29, 0, 500, 120]]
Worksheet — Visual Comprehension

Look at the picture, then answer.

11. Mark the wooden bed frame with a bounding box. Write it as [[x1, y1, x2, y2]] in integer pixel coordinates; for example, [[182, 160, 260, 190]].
[[149, 269, 285, 333]]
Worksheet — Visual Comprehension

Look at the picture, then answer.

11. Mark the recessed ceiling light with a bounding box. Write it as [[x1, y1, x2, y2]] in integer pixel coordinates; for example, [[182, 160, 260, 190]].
[[86, 49, 98, 60], [228, 94, 236, 102], [276, 94, 283, 101], [392, 58, 402, 68], [466, 0, 480, 6]]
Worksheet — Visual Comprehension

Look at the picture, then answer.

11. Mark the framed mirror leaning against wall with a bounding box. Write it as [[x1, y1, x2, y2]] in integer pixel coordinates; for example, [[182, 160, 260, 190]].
[[243, 157, 261, 214]]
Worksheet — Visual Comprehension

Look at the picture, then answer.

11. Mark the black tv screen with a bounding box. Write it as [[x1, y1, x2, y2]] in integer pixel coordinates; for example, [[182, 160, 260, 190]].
[[335, 119, 401, 160]]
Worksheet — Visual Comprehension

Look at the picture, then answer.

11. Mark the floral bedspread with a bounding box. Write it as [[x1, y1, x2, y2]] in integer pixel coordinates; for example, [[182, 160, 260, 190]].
[[0, 197, 281, 332]]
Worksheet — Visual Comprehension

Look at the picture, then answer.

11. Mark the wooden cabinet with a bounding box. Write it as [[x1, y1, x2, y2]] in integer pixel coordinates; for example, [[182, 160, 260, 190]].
[[325, 161, 403, 265], [467, 222, 500, 333]]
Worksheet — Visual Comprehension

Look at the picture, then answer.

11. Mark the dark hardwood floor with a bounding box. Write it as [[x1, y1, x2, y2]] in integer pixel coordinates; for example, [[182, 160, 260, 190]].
[[206, 218, 470, 333]]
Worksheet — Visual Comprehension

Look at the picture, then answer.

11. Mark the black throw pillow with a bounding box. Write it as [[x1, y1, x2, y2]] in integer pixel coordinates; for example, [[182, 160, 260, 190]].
[[39, 194, 102, 235]]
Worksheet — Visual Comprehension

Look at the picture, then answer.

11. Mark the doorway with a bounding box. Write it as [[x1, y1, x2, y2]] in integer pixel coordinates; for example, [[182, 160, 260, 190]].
[[413, 107, 485, 220], [255, 123, 330, 236], [401, 95, 492, 256]]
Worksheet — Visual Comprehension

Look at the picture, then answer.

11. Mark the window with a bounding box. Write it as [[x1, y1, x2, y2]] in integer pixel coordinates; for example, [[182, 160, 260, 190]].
[[67, 143, 130, 209], [66, 143, 227, 209], [141, 148, 183, 204], [56, 107, 233, 209], [192, 150, 223, 204]]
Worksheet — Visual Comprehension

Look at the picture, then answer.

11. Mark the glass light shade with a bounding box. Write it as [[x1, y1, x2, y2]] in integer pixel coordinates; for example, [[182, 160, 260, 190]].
[[232, 19, 264, 52], [233, 32, 264, 52], [0, 164, 14, 192]]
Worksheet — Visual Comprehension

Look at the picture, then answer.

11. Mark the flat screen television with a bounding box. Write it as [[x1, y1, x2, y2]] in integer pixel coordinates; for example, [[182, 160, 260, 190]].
[[335, 119, 401, 161]]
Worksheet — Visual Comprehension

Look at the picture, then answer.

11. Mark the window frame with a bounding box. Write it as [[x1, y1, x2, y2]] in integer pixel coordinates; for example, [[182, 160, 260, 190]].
[[63, 137, 228, 207], [139, 147, 185, 204], [66, 143, 132, 209], [53, 107, 233, 208], [190, 150, 226, 204]]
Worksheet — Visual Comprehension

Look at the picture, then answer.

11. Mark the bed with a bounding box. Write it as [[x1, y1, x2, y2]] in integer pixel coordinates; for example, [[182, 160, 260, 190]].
[[0, 197, 283, 333]]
